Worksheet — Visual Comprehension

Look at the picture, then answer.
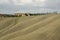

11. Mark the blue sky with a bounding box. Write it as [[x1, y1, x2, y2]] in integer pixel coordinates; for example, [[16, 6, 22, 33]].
[[0, 0, 60, 14]]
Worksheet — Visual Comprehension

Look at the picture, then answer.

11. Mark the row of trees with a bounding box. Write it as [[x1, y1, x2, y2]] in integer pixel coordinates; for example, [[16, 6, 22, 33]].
[[0, 12, 58, 17]]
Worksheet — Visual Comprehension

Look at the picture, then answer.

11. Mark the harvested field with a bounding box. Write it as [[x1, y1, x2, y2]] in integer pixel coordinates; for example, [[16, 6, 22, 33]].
[[0, 14, 60, 40]]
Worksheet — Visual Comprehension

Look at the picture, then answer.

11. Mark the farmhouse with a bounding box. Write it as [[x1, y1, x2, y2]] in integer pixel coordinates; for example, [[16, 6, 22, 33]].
[[15, 13, 30, 17]]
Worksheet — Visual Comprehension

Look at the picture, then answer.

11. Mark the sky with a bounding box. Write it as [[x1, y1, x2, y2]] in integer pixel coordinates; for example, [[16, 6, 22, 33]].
[[0, 0, 60, 14]]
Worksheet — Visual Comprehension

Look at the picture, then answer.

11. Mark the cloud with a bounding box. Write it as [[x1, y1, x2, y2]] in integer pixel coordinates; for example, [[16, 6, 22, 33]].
[[20, 0, 33, 4], [12, 0, 33, 5], [0, 0, 10, 4], [0, 0, 60, 14], [0, 0, 46, 7], [12, 0, 46, 6]]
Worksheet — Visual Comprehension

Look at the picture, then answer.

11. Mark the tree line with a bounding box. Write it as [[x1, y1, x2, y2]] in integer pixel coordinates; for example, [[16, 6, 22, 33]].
[[0, 13, 58, 17]]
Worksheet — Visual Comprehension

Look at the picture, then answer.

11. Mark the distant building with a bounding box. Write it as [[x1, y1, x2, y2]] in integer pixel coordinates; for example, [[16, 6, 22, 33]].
[[15, 13, 30, 17]]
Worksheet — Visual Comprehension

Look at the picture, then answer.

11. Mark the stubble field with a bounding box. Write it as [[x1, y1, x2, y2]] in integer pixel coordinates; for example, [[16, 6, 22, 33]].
[[0, 14, 60, 40]]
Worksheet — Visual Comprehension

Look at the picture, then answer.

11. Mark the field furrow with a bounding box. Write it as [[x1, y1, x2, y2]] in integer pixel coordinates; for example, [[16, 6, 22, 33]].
[[0, 15, 60, 40]]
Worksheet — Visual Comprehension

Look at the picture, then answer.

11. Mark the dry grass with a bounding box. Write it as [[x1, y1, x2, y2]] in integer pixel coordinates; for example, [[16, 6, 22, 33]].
[[0, 15, 60, 40]]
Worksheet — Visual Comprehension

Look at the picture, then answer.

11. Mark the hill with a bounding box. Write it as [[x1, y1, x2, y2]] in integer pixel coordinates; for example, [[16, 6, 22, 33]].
[[0, 14, 60, 40]]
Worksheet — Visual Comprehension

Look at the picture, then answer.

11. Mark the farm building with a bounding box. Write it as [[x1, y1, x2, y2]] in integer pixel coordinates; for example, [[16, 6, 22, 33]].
[[15, 13, 30, 17]]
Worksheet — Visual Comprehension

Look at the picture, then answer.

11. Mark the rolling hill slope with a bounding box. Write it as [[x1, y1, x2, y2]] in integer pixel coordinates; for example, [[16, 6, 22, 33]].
[[0, 15, 60, 40]]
